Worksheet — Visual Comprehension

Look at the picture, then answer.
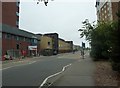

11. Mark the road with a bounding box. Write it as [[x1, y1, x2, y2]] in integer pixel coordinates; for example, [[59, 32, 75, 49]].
[[2, 52, 80, 87]]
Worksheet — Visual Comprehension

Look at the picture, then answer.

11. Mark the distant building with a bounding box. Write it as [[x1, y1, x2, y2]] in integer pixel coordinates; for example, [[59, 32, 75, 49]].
[[73, 45, 81, 51], [44, 33, 58, 55], [66, 41, 73, 52], [58, 38, 73, 53], [0, 1, 20, 28], [96, 0, 120, 21], [39, 35, 53, 56]]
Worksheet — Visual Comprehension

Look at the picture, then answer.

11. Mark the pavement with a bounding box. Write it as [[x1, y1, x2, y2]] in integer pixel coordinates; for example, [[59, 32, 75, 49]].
[[51, 51, 95, 86]]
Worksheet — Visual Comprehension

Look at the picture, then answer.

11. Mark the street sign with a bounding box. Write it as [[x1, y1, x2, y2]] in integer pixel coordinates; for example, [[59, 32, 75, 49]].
[[28, 46, 37, 50]]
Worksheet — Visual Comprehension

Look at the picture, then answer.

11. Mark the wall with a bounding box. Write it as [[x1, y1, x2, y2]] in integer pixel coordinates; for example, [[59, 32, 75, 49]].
[[2, 2, 19, 28], [58, 39, 71, 53], [44, 33, 58, 54], [40, 36, 53, 51], [2, 32, 31, 58], [112, 1, 120, 21]]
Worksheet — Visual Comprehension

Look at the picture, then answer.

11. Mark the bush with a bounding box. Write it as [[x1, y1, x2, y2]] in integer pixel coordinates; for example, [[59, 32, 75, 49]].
[[111, 62, 120, 72]]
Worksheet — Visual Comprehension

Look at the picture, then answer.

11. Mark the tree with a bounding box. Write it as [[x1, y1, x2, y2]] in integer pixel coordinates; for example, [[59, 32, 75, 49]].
[[37, 0, 54, 6], [79, 18, 120, 72], [110, 11, 120, 72], [79, 19, 117, 59], [78, 19, 95, 42]]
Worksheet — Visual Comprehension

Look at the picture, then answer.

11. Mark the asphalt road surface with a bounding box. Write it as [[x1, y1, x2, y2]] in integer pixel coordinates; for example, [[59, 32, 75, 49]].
[[2, 52, 80, 87]]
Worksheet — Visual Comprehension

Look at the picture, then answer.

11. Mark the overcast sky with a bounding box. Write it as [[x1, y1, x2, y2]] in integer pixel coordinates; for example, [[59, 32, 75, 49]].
[[19, 0, 97, 47]]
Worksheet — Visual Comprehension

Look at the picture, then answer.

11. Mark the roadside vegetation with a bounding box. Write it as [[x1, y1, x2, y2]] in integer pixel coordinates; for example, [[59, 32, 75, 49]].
[[79, 11, 120, 85]]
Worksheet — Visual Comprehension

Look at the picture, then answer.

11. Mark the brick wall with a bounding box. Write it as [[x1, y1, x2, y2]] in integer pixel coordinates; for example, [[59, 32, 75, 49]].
[[2, 33, 30, 57], [112, 2, 119, 21], [2, 2, 18, 28]]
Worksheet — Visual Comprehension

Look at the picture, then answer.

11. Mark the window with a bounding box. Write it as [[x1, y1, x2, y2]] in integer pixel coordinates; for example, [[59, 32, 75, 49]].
[[105, 15, 107, 19], [19, 36, 24, 41], [104, 5, 106, 9], [16, 12, 19, 16], [105, 10, 106, 13], [102, 8, 103, 11], [24, 37, 26, 41], [16, 44, 19, 50], [5, 34, 12, 39], [102, 13, 104, 16], [48, 42, 50, 46], [14, 36, 19, 41], [34, 39, 37, 43]]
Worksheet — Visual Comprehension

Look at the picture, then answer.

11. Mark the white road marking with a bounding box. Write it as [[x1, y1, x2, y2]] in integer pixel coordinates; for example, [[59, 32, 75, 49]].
[[40, 59, 82, 87], [1, 61, 37, 70], [28, 61, 36, 64], [40, 63, 72, 87], [57, 57, 62, 58]]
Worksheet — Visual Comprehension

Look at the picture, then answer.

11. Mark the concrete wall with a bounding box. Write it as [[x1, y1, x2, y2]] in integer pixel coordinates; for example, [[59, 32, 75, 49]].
[[44, 33, 58, 54], [40, 35, 53, 51], [58, 39, 72, 53]]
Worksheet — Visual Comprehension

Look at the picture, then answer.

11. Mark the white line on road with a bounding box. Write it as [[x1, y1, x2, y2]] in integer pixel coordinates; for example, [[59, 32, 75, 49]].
[[1, 61, 37, 70], [40, 63, 72, 87], [28, 61, 36, 64]]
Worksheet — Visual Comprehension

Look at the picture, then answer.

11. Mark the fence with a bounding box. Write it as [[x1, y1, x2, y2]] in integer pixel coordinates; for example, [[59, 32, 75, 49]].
[[7, 49, 21, 59]]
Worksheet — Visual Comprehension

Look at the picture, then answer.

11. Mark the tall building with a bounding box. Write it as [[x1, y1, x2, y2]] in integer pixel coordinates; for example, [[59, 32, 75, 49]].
[[96, 0, 120, 21], [0, 1, 20, 28]]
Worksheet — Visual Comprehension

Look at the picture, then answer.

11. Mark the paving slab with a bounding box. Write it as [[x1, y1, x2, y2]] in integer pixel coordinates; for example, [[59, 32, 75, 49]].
[[52, 52, 95, 86]]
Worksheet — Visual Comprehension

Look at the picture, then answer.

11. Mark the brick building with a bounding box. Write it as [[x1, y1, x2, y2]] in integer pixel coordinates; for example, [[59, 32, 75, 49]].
[[1, 24, 40, 60], [0, 1, 42, 60], [96, 0, 120, 21], [0, 1, 19, 28]]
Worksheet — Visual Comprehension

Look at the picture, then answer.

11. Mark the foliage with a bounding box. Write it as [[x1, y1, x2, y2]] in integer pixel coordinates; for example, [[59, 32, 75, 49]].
[[78, 6, 120, 71], [79, 18, 120, 72], [79, 20, 112, 59]]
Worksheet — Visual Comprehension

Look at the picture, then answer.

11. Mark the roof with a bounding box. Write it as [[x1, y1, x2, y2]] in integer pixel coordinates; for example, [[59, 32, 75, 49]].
[[44, 33, 58, 35], [0, 24, 38, 39], [36, 34, 42, 39], [66, 41, 73, 44], [58, 38, 65, 42]]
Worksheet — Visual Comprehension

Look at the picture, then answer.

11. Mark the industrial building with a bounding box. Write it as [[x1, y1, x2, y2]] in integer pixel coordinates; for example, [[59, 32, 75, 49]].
[[44, 33, 59, 55], [58, 38, 73, 53]]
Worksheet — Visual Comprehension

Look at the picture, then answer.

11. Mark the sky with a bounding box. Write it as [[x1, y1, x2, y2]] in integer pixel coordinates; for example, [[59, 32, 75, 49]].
[[19, 0, 97, 47]]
